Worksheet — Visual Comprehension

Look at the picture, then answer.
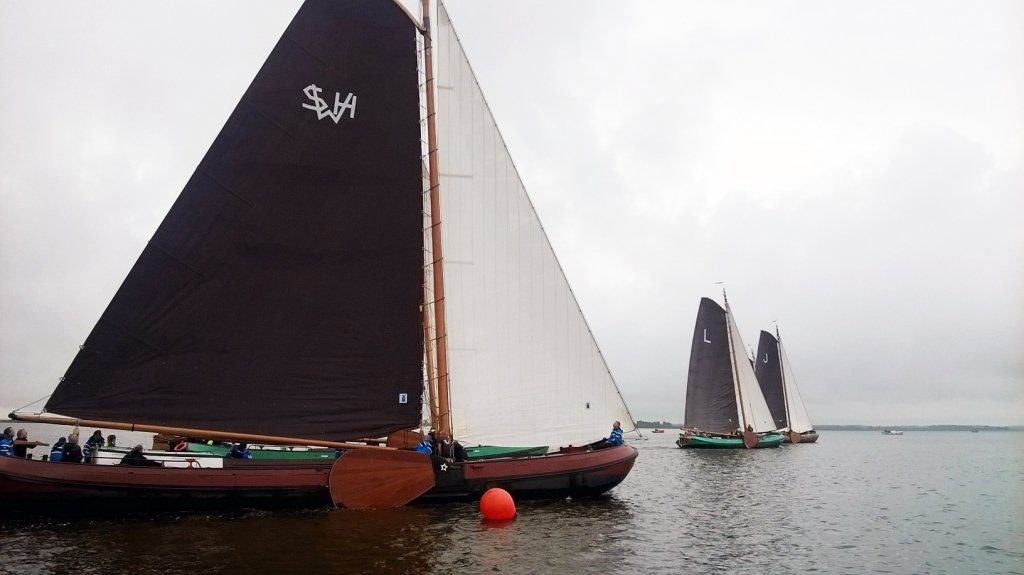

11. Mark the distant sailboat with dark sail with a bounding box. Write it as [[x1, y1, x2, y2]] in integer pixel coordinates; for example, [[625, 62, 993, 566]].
[[754, 327, 819, 444], [677, 294, 784, 449], [1, 0, 638, 514]]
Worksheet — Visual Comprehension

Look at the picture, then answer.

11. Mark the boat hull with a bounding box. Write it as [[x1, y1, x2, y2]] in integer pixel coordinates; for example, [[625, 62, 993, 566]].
[[676, 433, 784, 449], [782, 430, 819, 444], [0, 445, 637, 515], [0, 456, 332, 515], [418, 445, 638, 503]]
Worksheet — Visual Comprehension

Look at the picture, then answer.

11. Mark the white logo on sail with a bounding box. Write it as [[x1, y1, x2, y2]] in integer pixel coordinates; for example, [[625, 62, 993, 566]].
[[763, 353, 769, 363], [302, 84, 357, 123], [703, 329, 711, 344]]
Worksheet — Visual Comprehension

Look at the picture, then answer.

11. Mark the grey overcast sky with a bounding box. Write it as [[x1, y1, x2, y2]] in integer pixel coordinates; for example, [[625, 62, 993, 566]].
[[1, 1, 1021, 425]]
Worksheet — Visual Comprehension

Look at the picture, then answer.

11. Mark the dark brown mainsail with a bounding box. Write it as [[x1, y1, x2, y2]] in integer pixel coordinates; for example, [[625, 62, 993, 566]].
[[683, 298, 739, 434], [45, 0, 425, 442], [754, 330, 788, 430]]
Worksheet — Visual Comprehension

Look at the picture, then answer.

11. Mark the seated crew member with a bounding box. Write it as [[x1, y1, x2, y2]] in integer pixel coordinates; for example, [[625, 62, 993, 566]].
[[12, 429, 32, 458], [106, 434, 117, 448], [0, 427, 13, 457], [414, 429, 437, 455], [83, 429, 105, 462], [607, 421, 624, 446], [119, 445, 162, 467], [50, 437, 67, 462], [225, 442, 253, 459], [62, 434, 84, 463]]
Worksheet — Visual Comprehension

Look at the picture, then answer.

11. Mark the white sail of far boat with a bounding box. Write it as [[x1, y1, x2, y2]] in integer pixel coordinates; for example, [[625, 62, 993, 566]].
[[431, 2, 637, 449], [778, 335, 814, 433], [724, 299, 776, 433]]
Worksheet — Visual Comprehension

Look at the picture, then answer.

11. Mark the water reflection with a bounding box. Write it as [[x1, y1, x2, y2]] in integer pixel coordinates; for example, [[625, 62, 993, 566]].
[[2, 432, 1022, 575]]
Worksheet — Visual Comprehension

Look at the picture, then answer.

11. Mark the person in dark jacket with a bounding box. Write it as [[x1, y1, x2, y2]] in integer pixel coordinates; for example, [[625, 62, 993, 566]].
[[225, 443, 253, 459], [83, 430, 105, 462], [12, 429, 31, 458], [607, 421, 624, 446], [119, 445, 162, 467], [50, 437, 67, 462], [106, 434, 117, 448], [62, 434, 84, 463]]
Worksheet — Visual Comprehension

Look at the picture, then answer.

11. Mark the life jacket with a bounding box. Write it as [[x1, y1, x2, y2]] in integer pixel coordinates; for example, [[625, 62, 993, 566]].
[[50, 440, 66, 462], [414, 439, 433, 455], [0, 437, 13, 457], [608, 428, 624, 446]]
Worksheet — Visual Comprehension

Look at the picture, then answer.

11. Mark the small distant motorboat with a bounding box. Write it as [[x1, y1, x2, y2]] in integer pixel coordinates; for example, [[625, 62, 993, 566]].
[[652, 429, 665, 434], [881, 429, 904, 435]]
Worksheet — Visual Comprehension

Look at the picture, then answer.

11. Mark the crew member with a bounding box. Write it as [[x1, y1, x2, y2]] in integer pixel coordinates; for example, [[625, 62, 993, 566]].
[[225, 443, 253, 459], [607, 421, 624, 446], [82, 430, 105, 462], [0, 427, 14, 457]]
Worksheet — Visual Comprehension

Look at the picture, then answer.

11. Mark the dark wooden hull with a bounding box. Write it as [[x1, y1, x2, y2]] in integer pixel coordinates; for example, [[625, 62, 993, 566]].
[[0, 445, 638, 515], [418, 445, 638, 503], [782, 430, 820, 444], [0, 456, 333, 515]]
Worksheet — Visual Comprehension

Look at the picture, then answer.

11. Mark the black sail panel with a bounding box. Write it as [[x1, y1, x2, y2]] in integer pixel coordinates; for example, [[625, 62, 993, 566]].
[[45, 0, 424, 442], [683, 298, 739, 434], [754, 330, 788, 429]]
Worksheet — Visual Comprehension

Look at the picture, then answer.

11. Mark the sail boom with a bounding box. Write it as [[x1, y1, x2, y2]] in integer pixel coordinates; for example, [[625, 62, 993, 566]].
[[10, 412, 399, 451]]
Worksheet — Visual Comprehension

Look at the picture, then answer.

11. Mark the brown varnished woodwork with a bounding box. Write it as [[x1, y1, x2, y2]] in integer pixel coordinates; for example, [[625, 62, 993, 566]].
[[329, 449, 435, 509], [386, 430, 426, 449]]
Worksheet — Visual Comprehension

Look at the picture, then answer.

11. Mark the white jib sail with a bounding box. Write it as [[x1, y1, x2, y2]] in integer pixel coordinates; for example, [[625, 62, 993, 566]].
[[433, 3, 636, 448], [726, 306, 777, 433], [780, 340, 814, 433]]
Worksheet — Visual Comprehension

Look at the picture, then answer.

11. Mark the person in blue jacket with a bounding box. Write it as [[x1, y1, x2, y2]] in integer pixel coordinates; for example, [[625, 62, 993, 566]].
[[607, 421, 624, 446], [415, 429, 437, 455], [49, 437, 67, 462], [0, 427, 14, 457], [225, 443, 253, 460]]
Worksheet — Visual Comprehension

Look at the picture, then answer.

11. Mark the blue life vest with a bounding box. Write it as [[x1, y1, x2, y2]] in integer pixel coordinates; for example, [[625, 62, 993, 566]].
[[608, 428, 624, 446], [50, 447, 64, 462], [414, 439, 433, 455], [0, 437, 13, 457]]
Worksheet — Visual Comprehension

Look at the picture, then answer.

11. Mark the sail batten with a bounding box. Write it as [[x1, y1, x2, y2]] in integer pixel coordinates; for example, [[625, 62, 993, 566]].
[[45, 0, 426, 442], [435, 2, 636, 448]]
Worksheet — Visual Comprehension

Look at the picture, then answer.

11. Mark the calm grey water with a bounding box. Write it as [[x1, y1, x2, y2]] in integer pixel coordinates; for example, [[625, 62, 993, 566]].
[[1, 429, 1022, 574]]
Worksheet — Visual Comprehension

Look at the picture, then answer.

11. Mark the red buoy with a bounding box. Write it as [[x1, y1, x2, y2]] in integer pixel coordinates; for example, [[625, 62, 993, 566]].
[[480, 487, 516, 520]]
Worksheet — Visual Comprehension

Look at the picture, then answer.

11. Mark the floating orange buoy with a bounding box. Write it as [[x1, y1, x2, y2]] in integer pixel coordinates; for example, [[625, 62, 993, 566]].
[[480, 487, 516, 520]]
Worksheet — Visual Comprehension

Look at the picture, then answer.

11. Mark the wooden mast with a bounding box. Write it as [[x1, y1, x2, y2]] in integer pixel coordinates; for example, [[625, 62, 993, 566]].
[[776, 325, 800, 444], [723, 290, 756, 448], [421, 0, 451, 438]]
